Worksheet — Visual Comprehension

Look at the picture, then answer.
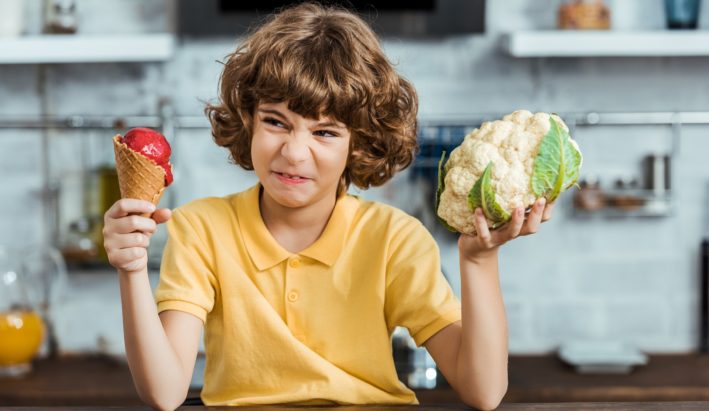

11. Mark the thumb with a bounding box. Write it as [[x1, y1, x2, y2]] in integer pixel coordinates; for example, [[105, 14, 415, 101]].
[[152, 208, 172, 225]]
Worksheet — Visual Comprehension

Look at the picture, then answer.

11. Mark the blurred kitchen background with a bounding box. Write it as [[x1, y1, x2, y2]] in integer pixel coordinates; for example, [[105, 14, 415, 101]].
[[2, 0, 709, 402]]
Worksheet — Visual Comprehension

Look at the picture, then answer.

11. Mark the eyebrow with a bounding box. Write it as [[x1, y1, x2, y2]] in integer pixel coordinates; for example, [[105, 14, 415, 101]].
[[257, 108, 346, 130]]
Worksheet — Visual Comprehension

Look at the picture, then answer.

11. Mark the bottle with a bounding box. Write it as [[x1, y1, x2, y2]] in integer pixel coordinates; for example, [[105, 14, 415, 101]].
[[643, 153, 671, 196], [95, 166, 121, 263], [43, 0, 78, 34]]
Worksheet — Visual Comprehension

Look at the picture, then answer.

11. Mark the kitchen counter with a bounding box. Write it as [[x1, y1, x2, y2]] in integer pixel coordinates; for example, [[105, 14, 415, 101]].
[[3, 404, 709, 410], [3, 354, 709, 406]]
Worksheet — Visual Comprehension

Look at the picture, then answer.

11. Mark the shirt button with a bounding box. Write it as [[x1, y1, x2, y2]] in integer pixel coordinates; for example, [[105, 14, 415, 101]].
[[287, 291, 299, 302], [289, 258, 301, 268]]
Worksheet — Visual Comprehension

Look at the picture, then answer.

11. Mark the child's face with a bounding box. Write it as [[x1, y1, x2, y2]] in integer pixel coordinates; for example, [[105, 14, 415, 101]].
[[252, 101, 351, 208]]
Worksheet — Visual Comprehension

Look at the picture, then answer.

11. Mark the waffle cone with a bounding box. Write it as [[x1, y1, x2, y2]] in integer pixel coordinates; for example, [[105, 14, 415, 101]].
[[113, 135, 166, 216]]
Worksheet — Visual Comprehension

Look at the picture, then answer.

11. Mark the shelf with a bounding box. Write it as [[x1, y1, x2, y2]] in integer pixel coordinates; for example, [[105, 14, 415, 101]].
[[572, 189, 674, 218], [572, 205, 673, 219], [503, 30, 709, 57], [0, 34, 175, 64]]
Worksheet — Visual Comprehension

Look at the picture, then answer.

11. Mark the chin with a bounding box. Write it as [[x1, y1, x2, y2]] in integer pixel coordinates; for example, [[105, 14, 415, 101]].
[[264, 184, 313, 208], [274, 193, 310, 208]]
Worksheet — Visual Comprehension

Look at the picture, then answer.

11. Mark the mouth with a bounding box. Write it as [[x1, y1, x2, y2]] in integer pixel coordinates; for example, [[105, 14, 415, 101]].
[[273, 171, 311, 184], [274, 171, 310, 179]]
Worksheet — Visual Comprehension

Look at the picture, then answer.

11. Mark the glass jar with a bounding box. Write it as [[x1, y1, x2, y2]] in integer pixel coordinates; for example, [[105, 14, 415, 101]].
[[20, 246, 67, 360], [0, 247, 45, 377], [573, 176, 606, 211], [61, 217, 98, 265], [665, 0, 701, 29], [558, 0, 611, 30]]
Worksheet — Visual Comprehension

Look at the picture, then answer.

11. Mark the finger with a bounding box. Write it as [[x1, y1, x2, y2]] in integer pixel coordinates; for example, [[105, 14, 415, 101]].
[[505, 207, 525, 238], [523, 198, 545, 235], [152, 208, 172, 225], [112, 215, 158, 235], [105, 232, 150, 250], [472, 208, 492, 246], [106, 199, 156, 219], [542, 201, 555, 222]]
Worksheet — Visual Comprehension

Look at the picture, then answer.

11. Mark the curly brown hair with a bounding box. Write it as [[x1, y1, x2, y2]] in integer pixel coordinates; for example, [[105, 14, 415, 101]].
[[205, 2, 419, 195]]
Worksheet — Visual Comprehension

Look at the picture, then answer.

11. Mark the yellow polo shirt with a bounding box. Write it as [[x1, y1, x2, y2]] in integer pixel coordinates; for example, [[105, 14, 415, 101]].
[[155, 184, 461, 406]]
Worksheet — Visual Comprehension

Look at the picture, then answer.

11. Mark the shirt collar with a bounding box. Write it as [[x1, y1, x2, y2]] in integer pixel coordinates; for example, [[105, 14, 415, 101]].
[[234, 183, 358, 271]]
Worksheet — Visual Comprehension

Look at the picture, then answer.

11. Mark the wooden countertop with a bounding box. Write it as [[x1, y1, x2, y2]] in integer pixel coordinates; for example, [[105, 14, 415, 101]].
[[505, 354, 709, 403], [3, 354, 709, 407], [3, 404, 709, 410]]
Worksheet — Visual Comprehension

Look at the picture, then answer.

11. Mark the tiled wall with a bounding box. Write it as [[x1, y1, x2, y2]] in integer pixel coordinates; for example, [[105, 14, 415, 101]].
[[2, 0, 709, 355]]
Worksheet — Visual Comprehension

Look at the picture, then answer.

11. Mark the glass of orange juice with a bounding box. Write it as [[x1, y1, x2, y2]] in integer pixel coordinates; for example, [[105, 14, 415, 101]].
[[0, 248, 45, 377]]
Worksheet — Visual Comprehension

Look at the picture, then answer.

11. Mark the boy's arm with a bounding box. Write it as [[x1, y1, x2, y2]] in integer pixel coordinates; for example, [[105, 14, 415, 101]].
[[120, 268, 203, 411], [104, 200, 203, 411], [424, 252, 507, 411], [425, 198, 554, 410]]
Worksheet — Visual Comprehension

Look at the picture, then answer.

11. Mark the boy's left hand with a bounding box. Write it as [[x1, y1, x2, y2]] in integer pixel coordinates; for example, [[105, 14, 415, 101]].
[[459, 198, 555, 263]]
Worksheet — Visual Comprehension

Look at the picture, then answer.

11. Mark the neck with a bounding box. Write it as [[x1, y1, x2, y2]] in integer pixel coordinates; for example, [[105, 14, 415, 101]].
[[259, 187, 337, 253]]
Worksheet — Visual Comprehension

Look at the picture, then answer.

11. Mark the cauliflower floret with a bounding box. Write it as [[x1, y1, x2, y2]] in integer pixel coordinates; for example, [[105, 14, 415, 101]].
[[437, 110, 580, 235]]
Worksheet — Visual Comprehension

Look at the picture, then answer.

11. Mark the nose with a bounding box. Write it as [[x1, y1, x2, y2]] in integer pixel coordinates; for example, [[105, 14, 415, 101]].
[[280, 132, 310, 164]]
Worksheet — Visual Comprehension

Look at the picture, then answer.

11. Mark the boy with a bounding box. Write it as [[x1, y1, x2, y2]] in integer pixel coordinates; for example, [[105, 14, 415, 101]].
[[103, 3, 553, 410]]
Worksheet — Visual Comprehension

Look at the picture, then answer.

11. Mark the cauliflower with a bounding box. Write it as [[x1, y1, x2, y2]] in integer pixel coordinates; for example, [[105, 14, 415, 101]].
[[436, 110, 583, 235]]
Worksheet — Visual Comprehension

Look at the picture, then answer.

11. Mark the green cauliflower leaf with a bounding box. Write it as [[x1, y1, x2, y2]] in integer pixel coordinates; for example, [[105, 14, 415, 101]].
[[531, 117, 583, 202], [467, 161, 511, 228]]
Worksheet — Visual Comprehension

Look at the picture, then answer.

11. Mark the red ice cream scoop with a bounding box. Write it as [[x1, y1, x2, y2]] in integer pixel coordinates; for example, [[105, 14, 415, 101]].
[[161, 163, 174, 186], [122, 128, 173, 186], [123, 127, 171, 165]]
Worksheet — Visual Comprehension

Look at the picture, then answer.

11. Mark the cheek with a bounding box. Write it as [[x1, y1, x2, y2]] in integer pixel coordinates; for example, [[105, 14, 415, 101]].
[[325, 141, 350, 175], [250, 133, 271, 173], [340, 137, 352, 167], [251, 130, 276, 159], [338, 146, 350, 170], [249, 137, 260, 167]]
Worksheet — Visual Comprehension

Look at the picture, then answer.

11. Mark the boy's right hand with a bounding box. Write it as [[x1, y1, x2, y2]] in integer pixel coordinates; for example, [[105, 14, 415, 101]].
[[103, 199, 172, 274]]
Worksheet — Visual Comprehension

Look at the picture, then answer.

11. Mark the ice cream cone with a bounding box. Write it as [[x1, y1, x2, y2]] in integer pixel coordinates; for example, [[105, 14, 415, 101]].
[[113, 135, 166, 217]]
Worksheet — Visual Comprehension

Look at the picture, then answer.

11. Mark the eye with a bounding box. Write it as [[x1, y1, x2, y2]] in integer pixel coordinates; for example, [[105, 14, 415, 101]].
[[263, 117, 286, 128], [314, 130, 339, 138]]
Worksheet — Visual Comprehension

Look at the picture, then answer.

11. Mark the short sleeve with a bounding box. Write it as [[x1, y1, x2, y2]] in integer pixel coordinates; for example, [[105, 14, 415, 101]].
[[384, 219, 461, 347], [155, 208, 217, 323]]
